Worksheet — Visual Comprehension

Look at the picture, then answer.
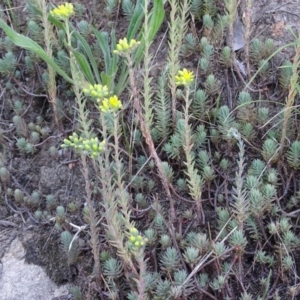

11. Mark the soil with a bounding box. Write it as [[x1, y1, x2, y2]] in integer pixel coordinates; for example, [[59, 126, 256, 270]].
[[1, 0, 300, 299]]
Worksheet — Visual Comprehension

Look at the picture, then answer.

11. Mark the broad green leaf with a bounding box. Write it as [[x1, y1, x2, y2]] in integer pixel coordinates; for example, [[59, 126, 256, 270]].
[[110, 30, 118, 75], [116, 0, 165, 94], [148, 0, 165, 40], [0, 19, 73, 84], [71, 29, 101, 83], [101, 72, 113, 87], [127, 0, 144, 40], [92, 28, 118, 90], [134, 0, 165, 63], [115, 0, 145, 95], [48, 15, 64, 30], [91, 29, 111, 73], [66, 44, 95, 84], [114, 65, 129, 96]]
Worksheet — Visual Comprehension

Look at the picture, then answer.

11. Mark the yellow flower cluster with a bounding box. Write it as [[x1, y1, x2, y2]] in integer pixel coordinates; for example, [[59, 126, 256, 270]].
[[128, 227, 148, 249], [61, 133, 105, 158], [83, 84, 110, 99], [98, 95, 122, 113], [113, 38, 140, 55], [175, 68, 194, 87], [50, 2, 74, 19], [83, 83, 122, 113]]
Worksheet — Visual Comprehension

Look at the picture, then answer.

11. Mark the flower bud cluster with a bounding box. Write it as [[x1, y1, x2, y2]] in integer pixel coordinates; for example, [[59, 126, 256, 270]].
[[82, 83, 122, 113], [113, 38, 140, 55], [61, 132, 105, 158], [83, 84, 110, 99], [128, 227, 148, 249], [50, 2, 74, 19]]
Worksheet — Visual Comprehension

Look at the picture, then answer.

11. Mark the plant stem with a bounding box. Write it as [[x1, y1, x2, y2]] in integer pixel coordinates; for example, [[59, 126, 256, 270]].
[[183, 87, 204, 223], [126, 54, 176, 223], [65, 16, 102, 282], [280, 32, 300, 154], [136, 251, 146, 300], [39, 0, 60, 128], [81, 154, 101, 278]]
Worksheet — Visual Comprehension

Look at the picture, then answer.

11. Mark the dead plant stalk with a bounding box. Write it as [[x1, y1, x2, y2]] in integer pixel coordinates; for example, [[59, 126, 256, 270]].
[[280, 32, 300, 153]]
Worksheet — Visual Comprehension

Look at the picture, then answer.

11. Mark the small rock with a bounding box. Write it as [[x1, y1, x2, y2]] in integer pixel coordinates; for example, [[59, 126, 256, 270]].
[[0, 238, 69, 300]]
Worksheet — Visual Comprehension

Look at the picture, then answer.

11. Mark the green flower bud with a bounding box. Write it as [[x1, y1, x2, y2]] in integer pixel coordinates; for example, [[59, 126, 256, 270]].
[[25, 143, 35, 154], [28, 122, 36, 131], [34, 210, 42, 220], [49, 146, 58, 158], [0, 167, 10, 183], [14, 189, 24, 202], [7, 188, 13, 196], [130, 227, 138, 235], [30, 131, 40, 143]]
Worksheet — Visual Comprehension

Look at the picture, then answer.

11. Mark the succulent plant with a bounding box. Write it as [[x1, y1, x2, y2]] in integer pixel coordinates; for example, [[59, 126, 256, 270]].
[[0, 167, 9, 184]]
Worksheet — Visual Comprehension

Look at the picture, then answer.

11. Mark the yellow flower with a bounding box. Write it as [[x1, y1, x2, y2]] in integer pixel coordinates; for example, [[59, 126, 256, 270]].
[[109, 95, 122, 110], [113, 38, 140, 55], [175, 68, 194, 87], [50, 3, 74, 19], [99, 95, 122, 113]]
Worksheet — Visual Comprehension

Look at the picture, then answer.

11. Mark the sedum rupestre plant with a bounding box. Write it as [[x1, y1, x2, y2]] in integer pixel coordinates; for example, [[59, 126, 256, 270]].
[[2, 0, 300, 299]]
